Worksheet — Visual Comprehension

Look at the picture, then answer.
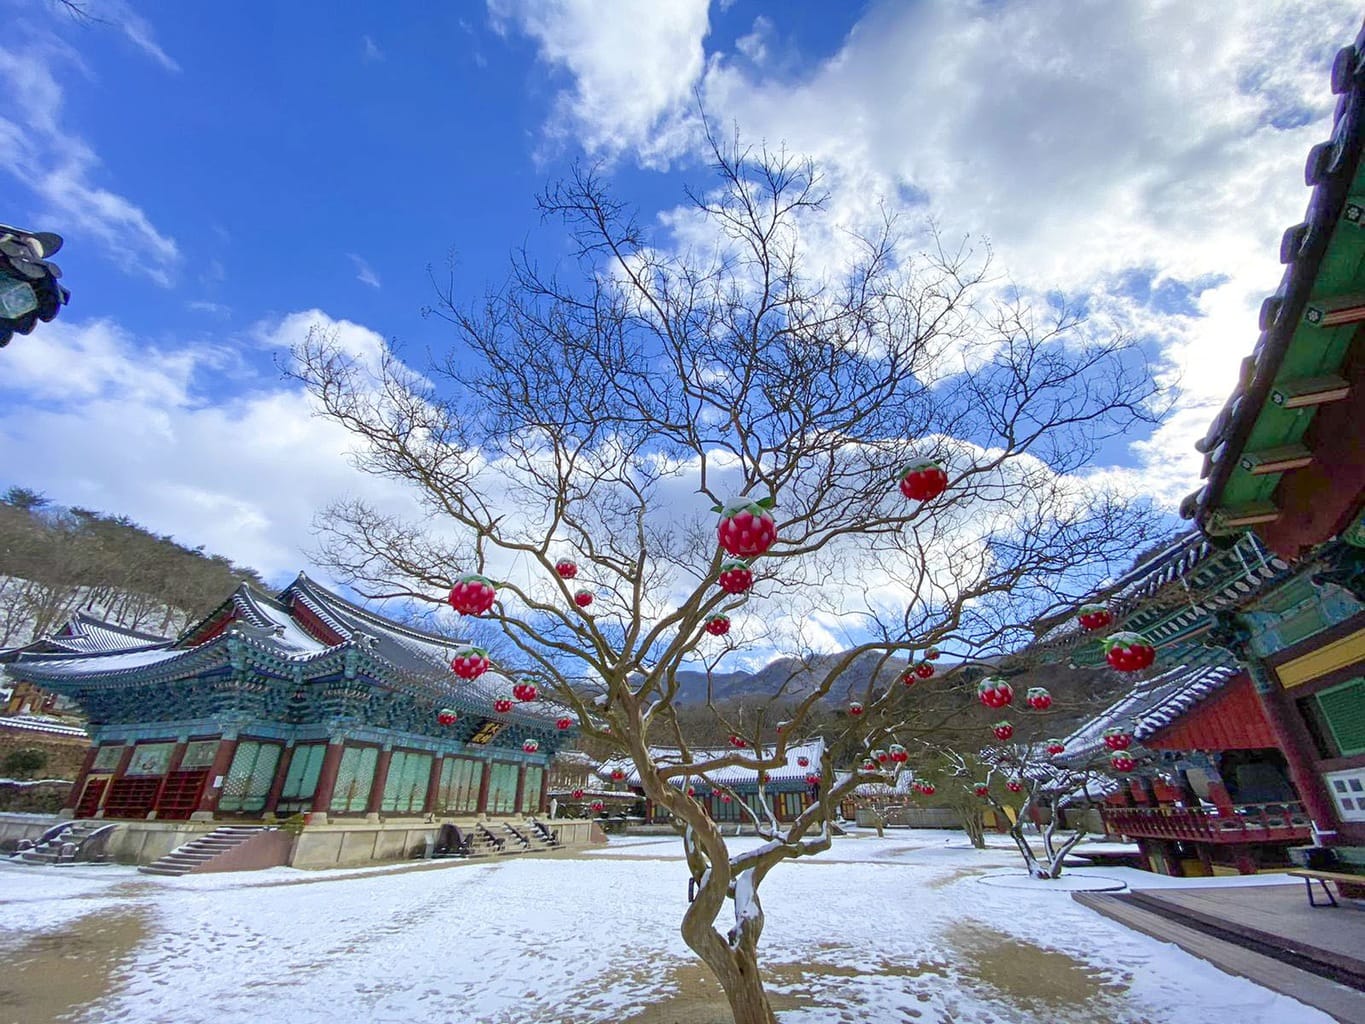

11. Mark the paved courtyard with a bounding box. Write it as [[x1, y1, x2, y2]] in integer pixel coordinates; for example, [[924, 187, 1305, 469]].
[[0, 830, 1337, 1023]]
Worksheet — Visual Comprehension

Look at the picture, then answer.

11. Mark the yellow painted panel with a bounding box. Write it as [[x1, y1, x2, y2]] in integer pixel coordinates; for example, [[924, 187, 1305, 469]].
[[1276, 628, 1365, 689]]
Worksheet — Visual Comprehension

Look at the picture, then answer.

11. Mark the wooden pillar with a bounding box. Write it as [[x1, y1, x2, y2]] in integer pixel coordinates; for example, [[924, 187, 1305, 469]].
[[308, 739, 346, 823], [476, 761, 492, 815], [1230, 844, 1258, 875], [264, 741, 295, 816], [424, 755, 445, 816], [62, 743, 102, 816], [513, 764, 527, 815], [150, 740, 189, 819], [1252, 683, 1342, 842], [366, 746, 394, 820], [192, 735, 240, 820], [538, 767, 550, 816]]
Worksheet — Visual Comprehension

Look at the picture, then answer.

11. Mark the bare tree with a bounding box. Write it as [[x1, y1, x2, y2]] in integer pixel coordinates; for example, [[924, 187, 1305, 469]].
[[291, 136, 1164, 1024]]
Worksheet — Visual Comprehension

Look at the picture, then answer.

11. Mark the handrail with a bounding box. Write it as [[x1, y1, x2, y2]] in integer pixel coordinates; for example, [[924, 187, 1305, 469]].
[[1101, 802, 1311, 843]]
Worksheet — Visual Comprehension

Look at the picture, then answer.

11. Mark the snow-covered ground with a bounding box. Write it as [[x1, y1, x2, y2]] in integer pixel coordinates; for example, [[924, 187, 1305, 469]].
[[0, 829, 1330, 1023]]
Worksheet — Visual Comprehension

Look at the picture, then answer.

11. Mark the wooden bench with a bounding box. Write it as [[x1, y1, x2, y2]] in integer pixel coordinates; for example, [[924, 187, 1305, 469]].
[[1286, 868, 1364, 908]]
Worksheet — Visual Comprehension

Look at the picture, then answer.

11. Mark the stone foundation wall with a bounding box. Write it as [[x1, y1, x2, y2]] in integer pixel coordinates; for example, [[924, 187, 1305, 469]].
[[0, 728, 88, 780]]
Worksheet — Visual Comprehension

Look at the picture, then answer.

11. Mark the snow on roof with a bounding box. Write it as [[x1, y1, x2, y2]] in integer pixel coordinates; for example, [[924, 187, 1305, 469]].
[[0, 715, 88, 738], [597, 738, 826, 787], [1059, 662, 1240, 762], [60, 613, 173, 652]]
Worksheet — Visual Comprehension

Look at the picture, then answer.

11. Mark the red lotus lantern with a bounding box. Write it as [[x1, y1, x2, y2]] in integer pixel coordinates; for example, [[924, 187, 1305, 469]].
[[1006, 778, 1023, 793], [436, 708, 458, 726], [914, 660, 935, 679], [720, 793, 732, 804], [1110, 751, 1137, 773], [714, 497, 778, 558], [523, 738, 540, 754], [875, 749, 891, 764], [1077, 604, 1114, 631], [925, 646, 941, 661], [977, 677, 1014, 709], [447, 573, 498, 616], [705, 614, 731, 637], [573, 589, 594, 608], [512, 677, 539, 702], [848, 701, 864, 716], [1025, 687, 1052, 711], [493, 697, 514, 714], [610, 768, 626, 782], [717, 558, 753, 595], [992, 720, 1014, 741], [918, 782, 936, 796], [590, 800, 605, 812], [759, 771, 770, 784], [805, 772, 820, 786], [729, 734, 747, 749], [890, 744, 908, 763], [450, 645, 491, 680], [901, 667, 919, 687], [973, 783, 990, 798], [1103, 632, 1156, 672], [896, 459, 948, 502], [556, 716, 573, 730], [1103, 727, 1133, 751], [797, 756, 810, 767], [555, 559, 578, 579], [1045, 739, 1065, 755], [860, 758, 877, 772], [571, 788, 585, 800], [686, 786, 696, 797]]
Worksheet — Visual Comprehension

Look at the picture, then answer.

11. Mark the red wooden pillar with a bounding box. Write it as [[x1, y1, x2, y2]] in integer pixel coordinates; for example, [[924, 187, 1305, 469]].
[[424, 755, 445, 816], [151, 741, 189, 819], [308, 740, 346, 823], [476, 762, 492, 815], [513, 764, 527, 815], [192, 735, 240, 820], [538, 768, 550, 816], [264, 742, 295, 816], [1252, 683, 1342, 842], [62, 743, 102, 816], [366, 746, 394, 820]]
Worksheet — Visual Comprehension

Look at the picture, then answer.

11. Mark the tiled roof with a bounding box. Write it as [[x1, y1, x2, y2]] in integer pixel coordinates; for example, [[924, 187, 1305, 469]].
[[597, 738, 826, 788], [0, 715, 88, 738], [6, 573, 566, 725], [1058, 662, 1240, 762], [1033, 530, 1289, 662]]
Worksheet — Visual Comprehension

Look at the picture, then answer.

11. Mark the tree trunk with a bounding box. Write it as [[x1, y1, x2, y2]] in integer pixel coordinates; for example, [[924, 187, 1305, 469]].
[[681, 927, 778, 1024]]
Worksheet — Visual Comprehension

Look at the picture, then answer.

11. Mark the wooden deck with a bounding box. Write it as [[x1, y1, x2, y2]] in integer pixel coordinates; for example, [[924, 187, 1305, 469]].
[[1075, 884, 1365, 1023]]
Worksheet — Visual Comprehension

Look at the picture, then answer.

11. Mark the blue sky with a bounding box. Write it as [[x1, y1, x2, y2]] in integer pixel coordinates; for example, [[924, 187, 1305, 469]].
[[1, 0, 1361, 585]]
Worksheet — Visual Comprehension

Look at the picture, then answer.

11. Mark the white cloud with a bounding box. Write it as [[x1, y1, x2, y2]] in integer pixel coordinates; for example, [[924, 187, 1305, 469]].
[[0, 34, 179, 285], [496, 0, 1363, 504], [0, 313, 422, 583], [106, 0, 180, 72], [487, 0, 711, 165], [362, 34, 384, 63], [348, 253, 382, 289]]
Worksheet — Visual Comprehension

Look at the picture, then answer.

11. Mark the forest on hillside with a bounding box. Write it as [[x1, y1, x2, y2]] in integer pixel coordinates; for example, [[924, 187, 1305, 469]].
[[0, 487, 266, 646]]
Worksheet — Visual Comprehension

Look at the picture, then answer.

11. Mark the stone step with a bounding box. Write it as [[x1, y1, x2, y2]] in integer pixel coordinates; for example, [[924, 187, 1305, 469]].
[[137, 864, 192, 876]]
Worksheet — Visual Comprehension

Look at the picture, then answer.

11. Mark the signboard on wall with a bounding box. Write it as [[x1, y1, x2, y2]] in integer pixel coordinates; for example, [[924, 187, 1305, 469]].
[[468, 720, 508, 745]]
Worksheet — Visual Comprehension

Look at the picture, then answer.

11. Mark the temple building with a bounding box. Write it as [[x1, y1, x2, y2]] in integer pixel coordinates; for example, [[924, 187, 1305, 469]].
[[4, 574, 575, 833], [595, 740, 826, 826], [1050, 37, 1365, 877]]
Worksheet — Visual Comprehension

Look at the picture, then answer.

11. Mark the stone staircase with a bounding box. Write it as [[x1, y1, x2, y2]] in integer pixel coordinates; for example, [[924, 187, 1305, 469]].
[[138, 825, 277, 876], [14, 820, 117, 865]]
